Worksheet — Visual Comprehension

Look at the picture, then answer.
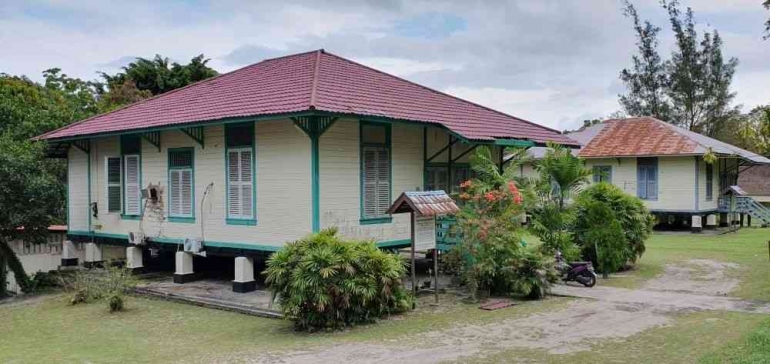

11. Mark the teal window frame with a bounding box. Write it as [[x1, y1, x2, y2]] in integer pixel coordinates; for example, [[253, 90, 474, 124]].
[[705, 163, 713, 201], [224, 122, 257, 225], [120, 134, 142, 219], [360, 120, 392, 224], [167, 147, 195, 223], [592, 165, 612, 183]]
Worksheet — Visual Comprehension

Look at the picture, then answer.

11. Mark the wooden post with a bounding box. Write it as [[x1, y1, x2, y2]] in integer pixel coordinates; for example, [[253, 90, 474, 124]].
[[433, 248, 439, 304], [410, 212, 417, 297]]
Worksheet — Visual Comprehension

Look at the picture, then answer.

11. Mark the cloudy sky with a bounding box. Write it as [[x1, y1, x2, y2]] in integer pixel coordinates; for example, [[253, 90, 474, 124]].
[[1, 0, 768, 131]]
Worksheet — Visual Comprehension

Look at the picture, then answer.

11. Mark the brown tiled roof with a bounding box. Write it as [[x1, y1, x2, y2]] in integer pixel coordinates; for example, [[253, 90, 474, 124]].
[[576, 117, 770, 164]]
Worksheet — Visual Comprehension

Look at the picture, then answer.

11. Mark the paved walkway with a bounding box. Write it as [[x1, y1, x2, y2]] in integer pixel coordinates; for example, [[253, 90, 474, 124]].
[[551, 284, 770, 314]]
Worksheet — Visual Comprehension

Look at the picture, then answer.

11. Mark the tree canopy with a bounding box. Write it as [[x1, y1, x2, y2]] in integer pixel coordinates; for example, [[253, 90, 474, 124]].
[[619, 1, 739, 137], [102, 54, 218, 96]]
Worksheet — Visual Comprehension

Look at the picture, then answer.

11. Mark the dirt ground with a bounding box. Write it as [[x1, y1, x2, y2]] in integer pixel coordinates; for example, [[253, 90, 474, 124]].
[[233, 259, 768, 364]]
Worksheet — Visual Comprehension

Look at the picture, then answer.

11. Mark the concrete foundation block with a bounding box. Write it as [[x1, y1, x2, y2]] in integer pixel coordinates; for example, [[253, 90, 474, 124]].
[[84, 243, 103, 268], [126, 246, 143, 270], [705, 214, 717, 228], [691, 215, 702, 233], [173, 251, 195, 284], [61, 240, 78, 267], [233, 256, 256, 293]]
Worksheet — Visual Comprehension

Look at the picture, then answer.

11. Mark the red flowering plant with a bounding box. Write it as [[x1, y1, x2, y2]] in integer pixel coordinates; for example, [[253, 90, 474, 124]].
[[445, 146, 557, 300]]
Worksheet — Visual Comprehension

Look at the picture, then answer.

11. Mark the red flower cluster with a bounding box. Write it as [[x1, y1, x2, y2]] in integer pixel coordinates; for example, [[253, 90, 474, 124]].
[[507, 181, 523, 204]]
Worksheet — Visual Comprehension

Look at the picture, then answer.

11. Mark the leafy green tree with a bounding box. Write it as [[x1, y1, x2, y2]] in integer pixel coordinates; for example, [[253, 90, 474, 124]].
[[533, 142, 592, 210], [619, 0, 671, 121], [0, 137, 62, 295], [735, 106, 770, 156], [662, 1, 739, 136], [579, 201, 627, 278], [96, 79, 152, 113], [103, 54, 218, 96]]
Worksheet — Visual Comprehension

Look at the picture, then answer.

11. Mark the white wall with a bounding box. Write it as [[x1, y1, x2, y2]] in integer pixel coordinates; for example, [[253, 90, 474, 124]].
[[68, 148, 89, 231], [319, 119, 422, 243]]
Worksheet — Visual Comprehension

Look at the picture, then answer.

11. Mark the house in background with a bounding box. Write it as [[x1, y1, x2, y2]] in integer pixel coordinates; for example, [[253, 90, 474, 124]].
[[543, 117, 770, 230], [738, 165, 770, 206], [36, 49, 576, 291]]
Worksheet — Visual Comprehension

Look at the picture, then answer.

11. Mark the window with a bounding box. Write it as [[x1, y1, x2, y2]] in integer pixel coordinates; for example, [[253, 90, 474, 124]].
[[592, 165, 612, 183], [168, 149, 194, 220], [706, 163, 713, 201], [121, 135, 142, 216], [637, 157, 658, 200], [452, 166, 475, 192], [360, 122, 391, 222], [425, 166, 448, 191], [225, 123, 255, 223], [106, 157, 121, 212]]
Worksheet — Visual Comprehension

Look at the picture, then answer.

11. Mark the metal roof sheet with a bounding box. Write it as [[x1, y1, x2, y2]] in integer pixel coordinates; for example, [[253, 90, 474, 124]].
[[37, 50, 576, 146], [387, 190, 460, 217]]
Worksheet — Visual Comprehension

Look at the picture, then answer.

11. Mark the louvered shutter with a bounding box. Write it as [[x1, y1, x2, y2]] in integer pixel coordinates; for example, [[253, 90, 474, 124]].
[[647, 165, 658, 200], [227, 148, 254, 219], [169, 169, 181, 215], [124, 154, 141, 215], [107, 157, 121, 212], [376, 148, 390, 215], [363, 148, 378, 217], [181, 169, 193, 216]]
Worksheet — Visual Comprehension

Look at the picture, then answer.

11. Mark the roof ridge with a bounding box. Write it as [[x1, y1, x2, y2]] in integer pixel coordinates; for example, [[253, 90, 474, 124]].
[[320, 51, 566, 137], [309, 49, 323, 109], [36, 51, 320, 140]]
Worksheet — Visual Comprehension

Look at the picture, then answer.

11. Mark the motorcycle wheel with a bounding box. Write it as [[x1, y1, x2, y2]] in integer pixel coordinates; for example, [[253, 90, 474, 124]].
[[581, 273, 597, 288]]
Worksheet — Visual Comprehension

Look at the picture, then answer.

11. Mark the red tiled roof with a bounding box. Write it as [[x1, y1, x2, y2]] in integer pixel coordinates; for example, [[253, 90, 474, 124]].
[[38, 50, 575, 145], [578, 117, 699, 157]]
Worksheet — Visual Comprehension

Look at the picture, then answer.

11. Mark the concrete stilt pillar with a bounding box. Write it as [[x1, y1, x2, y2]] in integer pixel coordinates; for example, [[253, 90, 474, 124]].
[[61, 240, 79, 267], [232, 256, 256, 293], [84, 243, 103, 268], [705, 214, 717, 229], [691, 215, 702, 233], [126, 246, 144, 272], [173, 251, 195, 284]]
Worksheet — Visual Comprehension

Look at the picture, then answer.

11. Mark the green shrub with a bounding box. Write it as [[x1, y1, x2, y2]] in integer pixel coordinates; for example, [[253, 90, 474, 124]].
[[530, 202, 581, 262], [447, 146, 558, 300], [264, 228, 412, 331], [573, 183, 654, 272], [62, 264, 136, 311]]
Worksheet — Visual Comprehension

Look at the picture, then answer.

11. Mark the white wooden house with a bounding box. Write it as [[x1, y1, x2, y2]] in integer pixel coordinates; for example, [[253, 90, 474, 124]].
[[525, 117, 770, 230], [37, 50, 576, 289]]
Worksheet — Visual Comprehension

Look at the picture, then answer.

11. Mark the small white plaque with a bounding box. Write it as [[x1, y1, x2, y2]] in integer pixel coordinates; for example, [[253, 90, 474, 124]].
[[413, 215, 436, 251]]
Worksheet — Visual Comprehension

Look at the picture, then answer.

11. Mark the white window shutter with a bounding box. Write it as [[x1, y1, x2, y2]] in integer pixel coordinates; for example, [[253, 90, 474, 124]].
[[227, 148, 254, 219], [181, 169, 193, 216], [169, 169, 181, 215], [124, 155, 141, 215], [376, 148, 390, 216], [363, 148, 378, 217]]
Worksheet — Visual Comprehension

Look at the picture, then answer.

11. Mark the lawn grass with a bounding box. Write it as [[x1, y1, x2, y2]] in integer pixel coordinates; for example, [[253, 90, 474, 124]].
[[601, 228, 770, 301], [700, 316, 770, 363], [0, 291, 570, 364]]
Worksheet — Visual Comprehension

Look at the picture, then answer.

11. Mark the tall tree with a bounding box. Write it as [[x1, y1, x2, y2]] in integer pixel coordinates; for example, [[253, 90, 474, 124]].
[[662, 0, 738, 135], [735, 106, 770, 156], [619, 1, 671, 121], [764, 0, 770, 40], [103, 54, 218, 96]]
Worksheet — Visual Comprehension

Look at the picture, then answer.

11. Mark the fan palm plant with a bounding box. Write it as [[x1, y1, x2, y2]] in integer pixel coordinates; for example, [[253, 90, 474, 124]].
[[534, 142, 592, 210]]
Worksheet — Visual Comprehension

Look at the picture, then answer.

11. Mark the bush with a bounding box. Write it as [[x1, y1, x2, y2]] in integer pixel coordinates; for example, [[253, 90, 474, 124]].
[[264, 228, 412, 331], [530, 203, 581, 262], [581, 201, 628, 276], [62, 264, 136, 311], [573, 183, 655, 272], [447, 146, 558, 300]]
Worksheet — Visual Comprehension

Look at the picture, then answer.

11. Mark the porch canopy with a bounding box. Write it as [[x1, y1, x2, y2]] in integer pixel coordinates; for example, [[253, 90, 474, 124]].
[[35, 49, 577, 153]]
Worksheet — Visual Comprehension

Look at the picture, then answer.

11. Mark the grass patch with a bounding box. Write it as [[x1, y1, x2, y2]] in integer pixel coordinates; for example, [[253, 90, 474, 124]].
[[700, 316, 770, 364], [0, 291, 570, 363], [453, 311, 767, 364], [601, 228, 770, 301]]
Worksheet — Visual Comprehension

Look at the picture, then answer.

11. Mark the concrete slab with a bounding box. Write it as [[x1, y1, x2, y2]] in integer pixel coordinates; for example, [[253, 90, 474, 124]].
[[135, 278, 281, 318]]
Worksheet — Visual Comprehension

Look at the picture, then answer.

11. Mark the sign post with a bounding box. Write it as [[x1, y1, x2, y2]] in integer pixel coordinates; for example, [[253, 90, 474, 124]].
[[386, 191, 459, 305]]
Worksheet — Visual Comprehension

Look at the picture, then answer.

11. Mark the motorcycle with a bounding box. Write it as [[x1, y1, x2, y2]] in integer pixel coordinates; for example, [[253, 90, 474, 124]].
[[555, 250, 597, 287]]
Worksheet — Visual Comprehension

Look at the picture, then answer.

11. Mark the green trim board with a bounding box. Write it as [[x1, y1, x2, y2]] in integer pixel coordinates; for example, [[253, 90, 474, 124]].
[[359, 120, 392, 224], [168, 217, 195, 223], [167, 147, 195, 220], [291, 116, 338, 232], [224, 122, 257, 225], [69, 230, 412, 253]]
